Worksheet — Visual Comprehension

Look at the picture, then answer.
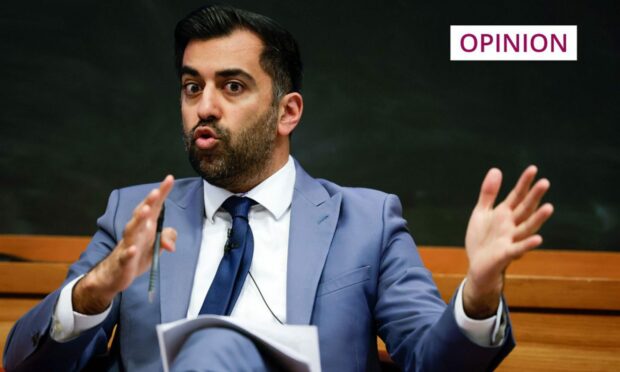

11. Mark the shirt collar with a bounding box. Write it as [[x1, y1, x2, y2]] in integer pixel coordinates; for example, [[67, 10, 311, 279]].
[[203, 155, 296, 222]]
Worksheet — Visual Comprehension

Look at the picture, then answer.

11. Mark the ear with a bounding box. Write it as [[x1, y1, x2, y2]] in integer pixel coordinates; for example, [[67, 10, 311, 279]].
[[277, 92, 303, 137]]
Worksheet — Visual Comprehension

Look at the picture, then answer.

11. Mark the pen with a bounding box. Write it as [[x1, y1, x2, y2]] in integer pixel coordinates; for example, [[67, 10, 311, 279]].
[[148, 204, 165, 303]]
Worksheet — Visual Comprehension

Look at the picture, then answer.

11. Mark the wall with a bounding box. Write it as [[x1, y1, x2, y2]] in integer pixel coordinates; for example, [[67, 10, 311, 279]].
[[1, 0, 618, 250]]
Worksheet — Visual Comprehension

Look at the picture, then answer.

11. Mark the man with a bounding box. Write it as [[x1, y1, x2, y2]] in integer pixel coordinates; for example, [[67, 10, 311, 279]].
[[3, 5, 553, 371]]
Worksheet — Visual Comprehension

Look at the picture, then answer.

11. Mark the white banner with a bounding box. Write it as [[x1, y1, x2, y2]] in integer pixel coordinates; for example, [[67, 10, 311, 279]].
[[450, 25, 577, 61]]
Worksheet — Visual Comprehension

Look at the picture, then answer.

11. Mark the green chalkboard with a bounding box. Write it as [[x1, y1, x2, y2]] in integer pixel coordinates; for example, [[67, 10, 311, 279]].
[[1, 1, 618, 250]]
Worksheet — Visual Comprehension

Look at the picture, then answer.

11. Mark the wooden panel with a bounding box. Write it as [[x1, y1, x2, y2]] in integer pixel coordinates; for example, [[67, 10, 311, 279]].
[[5, 257, 613, 310], [2, 236, 620, 371], [430, 273, 462, 303], [377, 338, 391, 363], [503, 275, 620, 311], [0, 234, 89, 262], [2, 235, 618, 280], [419, 247, 470, 273], [419, 246, 620, 279], [510, 312, 620, 348], [498, 343, 620, 372], [0, 262, 70, 294], [0, 239, 619, 309], [378, 312, 620, 370], [1, 235, 618, 281], [1, 321, 14, 365], [421, 247, 620, 311], [0, 299, 40, 321], [431, 273, 620, 311]]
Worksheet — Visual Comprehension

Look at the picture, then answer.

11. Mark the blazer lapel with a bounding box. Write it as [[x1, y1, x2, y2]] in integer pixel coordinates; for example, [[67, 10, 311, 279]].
[[159, 179, 204, 323], [287, 163, 342, 324]]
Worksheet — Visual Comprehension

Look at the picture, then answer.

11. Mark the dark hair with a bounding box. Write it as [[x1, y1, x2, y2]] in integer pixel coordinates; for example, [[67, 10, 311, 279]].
[[174, 4, 303, 99]]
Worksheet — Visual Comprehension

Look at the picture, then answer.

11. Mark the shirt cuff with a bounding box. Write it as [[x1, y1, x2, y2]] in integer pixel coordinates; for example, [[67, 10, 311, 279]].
[[454, 279, 504, 347], [51, 274, 113, 342]]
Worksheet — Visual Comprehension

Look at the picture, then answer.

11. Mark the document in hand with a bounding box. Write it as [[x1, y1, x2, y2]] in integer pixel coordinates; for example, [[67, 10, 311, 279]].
[[156, 315, 321, 372]]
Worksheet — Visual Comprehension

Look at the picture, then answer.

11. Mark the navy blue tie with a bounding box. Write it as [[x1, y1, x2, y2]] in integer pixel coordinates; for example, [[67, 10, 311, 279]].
[[199, 196, 256, 315]]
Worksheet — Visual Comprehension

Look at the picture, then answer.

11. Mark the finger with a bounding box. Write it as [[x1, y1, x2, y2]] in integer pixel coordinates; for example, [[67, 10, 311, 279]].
[[160, 228, 177, 252], [476, 168, 502, 210], [124, 204, 152, 237], [151, 175, 175, 211], [513, 178, 550, 224], [508, 234, 542, 259], [144, 186, 164, 207], [505, 165, 538, 209], [131, 188, 158, 220], [139, 176, 174, 213], [127, 176, 174, 233], [160, 175, 174, 196], [124, 190, 160, 239], [513, 203, 554, 241], [120, 177, 174, 252], [138, 176, 174, 228]]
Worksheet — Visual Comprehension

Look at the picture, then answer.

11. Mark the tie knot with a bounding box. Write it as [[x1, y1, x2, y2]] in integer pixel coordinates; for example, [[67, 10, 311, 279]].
[[222, 196, 256, 219]]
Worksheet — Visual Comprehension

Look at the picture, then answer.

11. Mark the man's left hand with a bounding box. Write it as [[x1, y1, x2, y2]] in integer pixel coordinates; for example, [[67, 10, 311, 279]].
[[463, 166, 554, 319]]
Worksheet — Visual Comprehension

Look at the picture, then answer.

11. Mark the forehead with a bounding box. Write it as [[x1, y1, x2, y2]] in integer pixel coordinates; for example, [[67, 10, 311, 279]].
[[182, 29, 266, 77]]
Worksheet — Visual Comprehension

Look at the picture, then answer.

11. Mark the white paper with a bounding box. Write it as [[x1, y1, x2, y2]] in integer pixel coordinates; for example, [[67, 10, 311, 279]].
[[156, 315, 321, 372]]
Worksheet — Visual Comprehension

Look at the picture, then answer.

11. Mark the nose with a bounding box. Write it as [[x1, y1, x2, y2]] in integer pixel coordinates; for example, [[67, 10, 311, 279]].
[[196, 85, 222, 122]]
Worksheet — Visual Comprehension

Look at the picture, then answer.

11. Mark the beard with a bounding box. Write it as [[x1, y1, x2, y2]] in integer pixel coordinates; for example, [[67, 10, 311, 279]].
[[183, 104, 278, 191]]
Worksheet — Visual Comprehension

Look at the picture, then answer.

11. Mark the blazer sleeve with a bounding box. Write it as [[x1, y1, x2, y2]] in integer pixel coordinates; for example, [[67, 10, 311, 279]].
[[373, 194, 515, 372], [3, 190, 123, 372]]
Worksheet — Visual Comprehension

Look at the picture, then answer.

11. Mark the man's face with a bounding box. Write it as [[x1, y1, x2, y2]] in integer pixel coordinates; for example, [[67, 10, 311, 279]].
[[180, 30, 278, 190]]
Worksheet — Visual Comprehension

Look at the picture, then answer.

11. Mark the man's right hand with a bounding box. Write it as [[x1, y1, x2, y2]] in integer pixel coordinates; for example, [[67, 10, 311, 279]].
[[72, 175, 177, 314]]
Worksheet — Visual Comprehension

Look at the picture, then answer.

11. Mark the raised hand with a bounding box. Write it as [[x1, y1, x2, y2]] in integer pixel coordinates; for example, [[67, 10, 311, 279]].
[[463, 166, 553, 318], [73, 175, 177, 314]]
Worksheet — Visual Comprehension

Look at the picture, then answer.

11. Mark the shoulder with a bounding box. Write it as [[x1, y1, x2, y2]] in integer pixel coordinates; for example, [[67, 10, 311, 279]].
[[315, 178, 402, 215], [293, 160, 401, 214], [317, 178, 389, 201]]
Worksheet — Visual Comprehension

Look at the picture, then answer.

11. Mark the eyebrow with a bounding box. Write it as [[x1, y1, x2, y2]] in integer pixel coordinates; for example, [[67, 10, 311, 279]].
[[180, 66, 257, 85], [215, 68, 255, 83], [180, 66, 200, 77]]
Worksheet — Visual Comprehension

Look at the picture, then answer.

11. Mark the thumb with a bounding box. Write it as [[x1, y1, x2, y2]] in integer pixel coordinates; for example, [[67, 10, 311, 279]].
[[160, 227, 177, 252]]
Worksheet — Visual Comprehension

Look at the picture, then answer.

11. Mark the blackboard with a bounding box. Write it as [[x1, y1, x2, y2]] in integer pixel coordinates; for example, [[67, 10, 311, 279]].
[[1, 0, 618, 250]]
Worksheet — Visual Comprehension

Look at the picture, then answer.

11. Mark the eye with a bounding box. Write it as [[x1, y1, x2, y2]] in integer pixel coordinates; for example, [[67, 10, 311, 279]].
[[182, 82, 202, 97], [224, 81, 244, 94]]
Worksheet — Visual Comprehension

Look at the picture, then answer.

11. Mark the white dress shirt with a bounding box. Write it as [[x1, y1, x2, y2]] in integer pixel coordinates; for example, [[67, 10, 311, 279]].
[[51, 155, 501, 347], [186, 155, 295, 322]]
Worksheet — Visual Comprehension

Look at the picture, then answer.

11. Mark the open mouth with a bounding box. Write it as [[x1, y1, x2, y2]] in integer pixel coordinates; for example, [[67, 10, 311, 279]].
[[193, 126, 219, 150]]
